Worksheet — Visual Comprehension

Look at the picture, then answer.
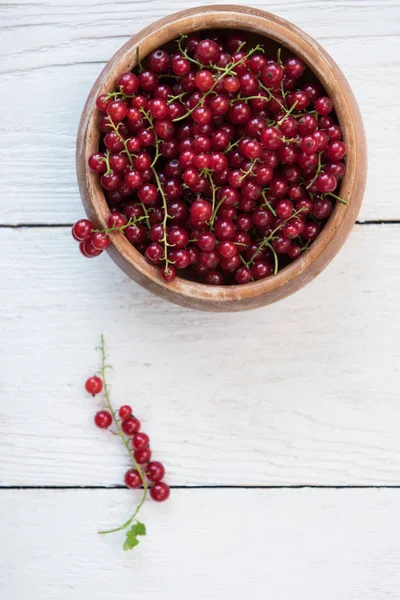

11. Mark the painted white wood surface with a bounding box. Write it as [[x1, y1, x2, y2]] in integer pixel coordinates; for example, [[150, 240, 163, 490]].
[[1, 0, 399, 222], [1, 488, 400, 599], [2, 225, 400, 486], [2, 1, 400, 598]]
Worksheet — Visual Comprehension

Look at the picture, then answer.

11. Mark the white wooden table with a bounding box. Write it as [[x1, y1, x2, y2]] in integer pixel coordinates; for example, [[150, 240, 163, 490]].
[[1, 0, 400, 597]]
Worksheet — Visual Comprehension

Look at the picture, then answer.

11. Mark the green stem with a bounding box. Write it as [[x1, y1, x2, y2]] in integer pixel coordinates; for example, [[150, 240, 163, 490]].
[[106, 119, 134, 167], [93, 216, 147, 237], [306, 152, 323, 190], [261, 190, 277, 217], [97, 335, 148, 535], [277, 100, 298, 126], [325, 192, 349, 205]]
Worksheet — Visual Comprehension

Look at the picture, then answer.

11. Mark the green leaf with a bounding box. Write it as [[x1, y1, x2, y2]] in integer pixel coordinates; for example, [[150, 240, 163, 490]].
[[123, 536, 139, 551], [135, 521, 146, 536], [122, 521, 146, 551]]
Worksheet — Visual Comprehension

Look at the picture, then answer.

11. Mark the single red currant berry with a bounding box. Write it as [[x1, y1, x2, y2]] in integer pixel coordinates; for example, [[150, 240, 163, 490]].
[[205, 270, 224, 285], [85, 375, 103, 395], [72, 219, 93, 242], [190, 199, 212, 222], [301, 136, 318, 155], [161, 264, 177, 282], [312, 198, 334, 220], [94, 410, 112, 429], [303, 222, 321, 241], [195, 39, 220, 64], [125, 224, 146, 245], [195, 69, 214, 91], [96, 94, 111, 112], [326, 141, 347, 161], [107, 212, 128, 229], [79, 240, 102, 258], [288, 244, 302, 260], [100, 171, 122, 191], [107, 100, 128, 121], [124, 469, 142, 489], [284, 57, 305, 79], [316, 173, 337, 193], [146, 461, 165, 483], [260, 127, 282, 150], [235, 266, 252, 284], [150, 481, 170, 502], [218, 241, 238, 258], [88, 153, 107, 173], [121, 417, 141, 435], [145, 243, 164, 265], [134, 447, 152, 464], [118, 405, 132, 419], [91, 232, 110, 251], [132, 432, 150, 450], [117, 72, 139, 94], [251, 260, 273, 280], [261, 61, 283, 88], [148, 48, 170, 73], [315, 96, 333, 115]]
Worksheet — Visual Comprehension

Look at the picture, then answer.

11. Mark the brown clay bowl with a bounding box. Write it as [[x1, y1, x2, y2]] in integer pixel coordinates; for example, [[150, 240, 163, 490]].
[[76, 4, 367, 312]]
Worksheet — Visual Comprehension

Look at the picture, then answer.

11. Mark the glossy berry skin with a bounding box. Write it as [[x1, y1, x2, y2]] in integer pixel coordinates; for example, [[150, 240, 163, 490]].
[[117, 72, 139, 94], [316, 173, 337, 193], [134, 447, 152, 464], [260, 62, 283, 88], [315, 96, 333, 115], [251, 260, 273, 280], [118, 405, 132, 419], [146, 461, 165, 483], [85, 376, 103, 395], [124, 469, 142, 489], [72, 219, 93, 242], [79, 240, 103, 258], [91, 232, 110, 251], [132, 432, 150, 450], [150, 481, 170, 502], [148, 48, 170, 73], [121, 417, 141, 435], [107, 100, 128, 121], [195, 39, 220, 64], [88, 153, 107, 173], [161, 265, 177, 282], [108, 213, 127, 229], [94, 410, 112, 429], [326, 141, 346, 161], [284, 57, 305, 79], [235, 266, 252, 284], [190, 199, 212, 222]]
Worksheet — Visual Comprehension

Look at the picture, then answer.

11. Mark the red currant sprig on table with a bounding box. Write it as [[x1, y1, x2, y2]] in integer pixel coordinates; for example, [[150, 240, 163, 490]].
[[85, 335, 169, 550], [75, 31, 348, 285]]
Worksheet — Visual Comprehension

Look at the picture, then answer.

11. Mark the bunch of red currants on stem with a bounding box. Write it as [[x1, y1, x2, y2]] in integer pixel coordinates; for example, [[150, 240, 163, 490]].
[[86, 336, 169, 550], [73, 31, 347, 285]]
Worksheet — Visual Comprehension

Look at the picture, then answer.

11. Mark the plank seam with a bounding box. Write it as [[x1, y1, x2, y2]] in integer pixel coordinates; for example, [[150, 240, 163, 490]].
[[1, 485, 400, 490]]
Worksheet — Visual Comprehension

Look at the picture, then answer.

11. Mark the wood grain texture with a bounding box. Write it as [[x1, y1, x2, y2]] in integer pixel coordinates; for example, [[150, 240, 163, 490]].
[[2, 225, 400, 485], [1, 0, 399, 223], [1, 488, 400, 599]]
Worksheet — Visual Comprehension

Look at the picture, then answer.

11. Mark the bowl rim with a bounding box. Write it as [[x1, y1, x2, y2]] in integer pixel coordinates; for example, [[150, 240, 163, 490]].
[[76, 4, 366, 310]]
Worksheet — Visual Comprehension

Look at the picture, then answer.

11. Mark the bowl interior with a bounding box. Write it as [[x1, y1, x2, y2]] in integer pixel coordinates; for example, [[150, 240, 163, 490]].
[[78, 6, 364, 309]]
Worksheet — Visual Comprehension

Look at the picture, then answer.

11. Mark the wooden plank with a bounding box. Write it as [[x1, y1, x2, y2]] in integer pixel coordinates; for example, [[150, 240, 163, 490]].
[[0, 488, 399, 599], [0, 0, 399, 222], [1, 225, 400, 486]]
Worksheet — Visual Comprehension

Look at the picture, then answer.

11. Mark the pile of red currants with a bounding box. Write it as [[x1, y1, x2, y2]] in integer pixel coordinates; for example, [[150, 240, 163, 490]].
[[73, 31, 347, 285]]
